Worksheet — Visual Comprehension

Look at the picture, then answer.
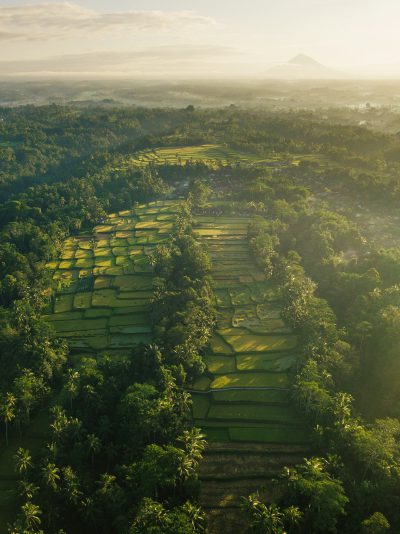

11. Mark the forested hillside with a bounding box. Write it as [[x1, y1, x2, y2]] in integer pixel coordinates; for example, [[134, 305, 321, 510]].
[[0, 105, 400, 533]]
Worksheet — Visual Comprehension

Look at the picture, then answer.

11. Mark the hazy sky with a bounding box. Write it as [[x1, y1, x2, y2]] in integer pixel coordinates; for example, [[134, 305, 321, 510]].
[[1, 0, 400, 77]]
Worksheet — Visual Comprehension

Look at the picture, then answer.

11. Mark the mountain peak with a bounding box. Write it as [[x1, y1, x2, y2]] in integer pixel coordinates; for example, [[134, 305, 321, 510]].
[[266, 54, 343, 79], [289, 54, 322, 67]]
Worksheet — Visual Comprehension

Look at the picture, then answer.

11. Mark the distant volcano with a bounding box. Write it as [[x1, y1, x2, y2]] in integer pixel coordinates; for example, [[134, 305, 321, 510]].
[[267, 54, 344, 79], [289, 54, 324, 67]]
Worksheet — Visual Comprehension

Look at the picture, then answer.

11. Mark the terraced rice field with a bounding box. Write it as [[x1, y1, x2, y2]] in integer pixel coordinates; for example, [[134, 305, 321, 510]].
[[119, 145, 325, 174], [132, 144, 261, 167], [47, 203, 308, 447], [44, 200, 181, 356], [125, 144, 284, 169], [191, 214, 307, 445], [191, 212, 310, 531]]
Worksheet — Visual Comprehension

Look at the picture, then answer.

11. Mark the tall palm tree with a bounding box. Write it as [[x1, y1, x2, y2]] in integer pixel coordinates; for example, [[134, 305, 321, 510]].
[[333, 392, 353, 428], [179, 428, 206, 463], [21, 500, 42, 530], [283, 505, 303, 532], [66, 370, 80, 411], [303, 456, 325, 477], [41, 462, 60, 491], [86, 433, 101, 465], [182, 501, 206, 532], [178, 455, 195, 481], [14, 448, 32, 476], [177, 428, 207, 481], [241, 494, 286, 534], [0, 392, 16, 445], [18, 480, 39, 501]]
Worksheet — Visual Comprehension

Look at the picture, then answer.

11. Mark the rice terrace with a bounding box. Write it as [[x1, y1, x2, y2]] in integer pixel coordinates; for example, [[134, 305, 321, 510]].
[[45, 201, 180, 354], [125, 144, 323, 170]]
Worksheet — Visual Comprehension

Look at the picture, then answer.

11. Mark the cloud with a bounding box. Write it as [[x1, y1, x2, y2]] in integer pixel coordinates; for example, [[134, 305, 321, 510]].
[[0, 2, 216, 41], [0, 30, 26, 39], [0, 45, 238, 77]]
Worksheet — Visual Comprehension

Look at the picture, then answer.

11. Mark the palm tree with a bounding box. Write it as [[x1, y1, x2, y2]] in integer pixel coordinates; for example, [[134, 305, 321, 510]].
[[21, 500, 42, 530], [283, 505, 303, 532], [261, 504, 285, 534], [132, 498, 168, 532], [178, 455, 195, 481], [66, 370, 80, 411], [303, 457, 325, 477], [0, 392, 16, 445], [18, 480, 39, 500], [46, 441, 58, 460], [14, 369, 40, 425], [333, 392, 353, 428], [50, 406, 68, 441], [182, 501, 206, 532], [86, 433, 101, 465], [241, 494, 286, 534], [14, 448, 32, 476], [81, 496, 97, 523], [41, 462, 60, 491], [176, 428, 207, 482], [180, 428, 207, 455], [98, 473, 116, 496]]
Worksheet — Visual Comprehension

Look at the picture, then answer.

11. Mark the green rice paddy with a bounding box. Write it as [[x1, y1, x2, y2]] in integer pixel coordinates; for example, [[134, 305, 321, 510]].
[[130, 144, 264, 168], [117, 144, 320, 172], [45, 200, 181, 356], [190, 212, 309, 446]]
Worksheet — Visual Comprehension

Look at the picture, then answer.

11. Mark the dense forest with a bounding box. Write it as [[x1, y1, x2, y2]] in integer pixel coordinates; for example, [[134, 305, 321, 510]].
[[0, 104, 400, 533]]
